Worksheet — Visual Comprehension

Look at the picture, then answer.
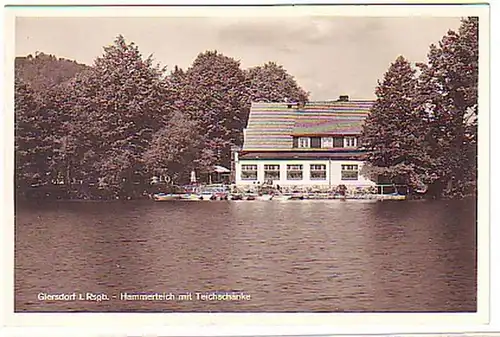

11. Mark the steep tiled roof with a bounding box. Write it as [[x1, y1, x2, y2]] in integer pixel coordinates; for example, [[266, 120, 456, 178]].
[[242, 103, 297, 150], [292, 119, 362, 136], [242, 100, 373, 151]]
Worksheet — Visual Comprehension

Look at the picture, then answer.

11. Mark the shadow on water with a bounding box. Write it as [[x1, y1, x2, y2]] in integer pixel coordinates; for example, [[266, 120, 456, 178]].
[[15, 199, 477, 312]]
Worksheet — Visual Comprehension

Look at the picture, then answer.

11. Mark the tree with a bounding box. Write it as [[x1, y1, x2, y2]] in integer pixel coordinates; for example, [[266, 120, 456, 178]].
[[177, 50, 250, 168], [169, 65, 186, 83], [14, 77, 50, 190], [360, 55, 430, 190], [41, 81, 89, 188], [166, 65, 186, 102], [62, 35, 172, 194], [143, 112, 212, 184], [245, 61, 309, 103], [415, 17, 478, 198], [14, 53, 92, 194]]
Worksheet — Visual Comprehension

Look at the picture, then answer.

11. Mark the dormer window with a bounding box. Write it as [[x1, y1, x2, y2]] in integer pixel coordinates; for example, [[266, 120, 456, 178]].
[[344, 136, 357, 148], [298, 137, 310, 148], [321, 137, 333, 148]]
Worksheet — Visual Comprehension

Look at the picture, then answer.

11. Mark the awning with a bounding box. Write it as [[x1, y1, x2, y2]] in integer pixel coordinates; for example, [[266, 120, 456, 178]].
[[213, 165, 231, 173]]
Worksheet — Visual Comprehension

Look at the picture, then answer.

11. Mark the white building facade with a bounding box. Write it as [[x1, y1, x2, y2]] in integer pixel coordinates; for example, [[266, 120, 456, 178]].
[[235, 159, 374, 189]]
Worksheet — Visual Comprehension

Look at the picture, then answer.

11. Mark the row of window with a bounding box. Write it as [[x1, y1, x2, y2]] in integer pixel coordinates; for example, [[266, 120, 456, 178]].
[[295, 136, 357, 149], [241, 164, 359, 181]]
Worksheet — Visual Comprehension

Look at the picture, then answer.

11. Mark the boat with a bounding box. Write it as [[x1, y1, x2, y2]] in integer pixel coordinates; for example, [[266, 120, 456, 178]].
[[198, 191, 217, 201], [229, 194, 244, 200], [199, 185, 230, 200], [180, 193, 202, 201], [255, 194, 273, 201], [152, 193, 182, 201], [272, 191, 304, 200], [376, 194, 406, 201], [270, 194, 291, 201]]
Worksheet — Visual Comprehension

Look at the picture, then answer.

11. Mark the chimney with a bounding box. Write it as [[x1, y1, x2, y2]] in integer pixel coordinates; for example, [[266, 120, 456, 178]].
[[338, 95, 349, 102], [286, 102, 305, 109]]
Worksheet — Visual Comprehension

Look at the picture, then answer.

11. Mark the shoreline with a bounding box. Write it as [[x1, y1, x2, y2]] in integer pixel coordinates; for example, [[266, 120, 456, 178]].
[[14, 194, 477, 203]]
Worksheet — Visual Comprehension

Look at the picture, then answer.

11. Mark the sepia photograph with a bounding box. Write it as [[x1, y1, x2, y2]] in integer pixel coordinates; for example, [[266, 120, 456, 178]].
[[5, 3, 489, 324]]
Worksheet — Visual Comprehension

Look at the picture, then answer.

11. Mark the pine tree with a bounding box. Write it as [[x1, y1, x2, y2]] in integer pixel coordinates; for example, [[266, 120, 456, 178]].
[[360, 56, 430, 189]]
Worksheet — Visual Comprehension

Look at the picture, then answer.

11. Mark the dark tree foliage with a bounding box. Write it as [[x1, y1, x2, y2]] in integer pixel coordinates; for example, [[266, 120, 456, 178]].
[[59, 35, 172, 195], [169, 65, 186, 83], [14, 78, 48, 189], [360, 56, 431, 190], [143, 112, 210, 184], [415, 17, 478, 198], [174, 50, 250, 168], [245, 61, 309, 103], [15, 53, 91, 193]]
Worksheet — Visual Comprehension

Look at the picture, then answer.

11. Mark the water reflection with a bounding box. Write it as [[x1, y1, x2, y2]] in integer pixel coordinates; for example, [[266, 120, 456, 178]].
[[364, 200, 477, 311], [15, 199, 477, 312]]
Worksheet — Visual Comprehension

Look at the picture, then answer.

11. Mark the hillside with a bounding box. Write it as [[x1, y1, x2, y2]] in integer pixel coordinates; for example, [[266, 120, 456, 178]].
[[15, 52, 90, 91]]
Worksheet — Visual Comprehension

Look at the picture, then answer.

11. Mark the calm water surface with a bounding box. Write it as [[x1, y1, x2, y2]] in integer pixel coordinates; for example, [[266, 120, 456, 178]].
[[15, 199, 477, 312]]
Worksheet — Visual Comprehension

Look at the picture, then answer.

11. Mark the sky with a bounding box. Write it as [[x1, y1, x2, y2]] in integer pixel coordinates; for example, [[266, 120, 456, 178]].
[[15, 16, 462, 100]]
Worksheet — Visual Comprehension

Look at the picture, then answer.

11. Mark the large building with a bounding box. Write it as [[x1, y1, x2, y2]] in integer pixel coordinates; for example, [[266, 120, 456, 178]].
[[234, 96, 376, 190]]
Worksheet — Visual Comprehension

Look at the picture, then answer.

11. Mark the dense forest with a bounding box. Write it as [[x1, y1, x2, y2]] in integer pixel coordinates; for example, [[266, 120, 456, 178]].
[[14, 38, 309, 200], [15, 17, 478, 200]]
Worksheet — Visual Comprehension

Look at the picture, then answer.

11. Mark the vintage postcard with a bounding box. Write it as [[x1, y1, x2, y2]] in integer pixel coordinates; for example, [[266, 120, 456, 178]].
[[1, 1, 492, 335]]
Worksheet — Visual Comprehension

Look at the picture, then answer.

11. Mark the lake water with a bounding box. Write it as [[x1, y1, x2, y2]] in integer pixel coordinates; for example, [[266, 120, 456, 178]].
[[15, 199, 477, 312]]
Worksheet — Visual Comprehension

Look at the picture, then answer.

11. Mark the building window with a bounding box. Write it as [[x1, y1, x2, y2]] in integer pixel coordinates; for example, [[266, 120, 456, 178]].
[[344, 136, 357, 148], [334, 137, 344, 147], [341, 164, 359, 180], [264, 164, 280, 181], [287, 164, 303, 180], [311, 137, 321, 148], [241, 165, 257, 180], [298, 137, 310, 148], [321, 137, 333, 148], [310, 164, 327, 180]]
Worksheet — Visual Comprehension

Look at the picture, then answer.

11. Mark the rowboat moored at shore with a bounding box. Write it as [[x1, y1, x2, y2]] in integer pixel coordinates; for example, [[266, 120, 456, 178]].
[[152, 193, 182, 201]]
